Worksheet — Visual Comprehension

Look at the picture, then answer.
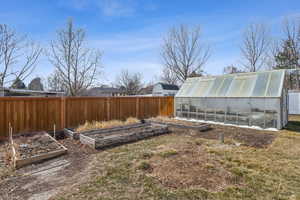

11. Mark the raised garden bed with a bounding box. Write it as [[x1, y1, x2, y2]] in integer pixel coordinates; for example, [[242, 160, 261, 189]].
[[148, 118, 211, 131], [10, 132, 67, 169], [64, 122, 146, 140], [80, 122, 169, 149]]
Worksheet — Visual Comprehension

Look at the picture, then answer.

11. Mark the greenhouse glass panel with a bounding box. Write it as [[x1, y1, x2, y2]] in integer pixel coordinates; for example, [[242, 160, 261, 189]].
[[180, 83, 194, 97], [266, 71, 284, 97], [185, 82, 199, 97], [207, 77, 224, 97], [252, 72, 269, 97], [239, 75, 256, 97], [218, 76, 234, 96], [194, 79, 214, 97], [188, 79, 203, 97], [226, 78, 244, 97]]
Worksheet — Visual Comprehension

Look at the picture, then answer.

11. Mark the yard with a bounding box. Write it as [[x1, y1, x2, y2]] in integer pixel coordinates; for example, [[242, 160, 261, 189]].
[[1, 116, 300, 200]]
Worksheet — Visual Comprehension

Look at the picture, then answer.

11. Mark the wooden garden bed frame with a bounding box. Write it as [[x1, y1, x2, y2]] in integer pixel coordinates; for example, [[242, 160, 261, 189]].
[[64, 122, 149, 140], [9, 132, 68, 169], [64, 122, 148, 140], [79, 122, 169, 149]]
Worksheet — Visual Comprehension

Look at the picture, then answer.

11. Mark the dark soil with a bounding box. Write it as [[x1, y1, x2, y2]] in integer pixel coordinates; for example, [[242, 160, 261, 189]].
[[13, 132, 63, 159]]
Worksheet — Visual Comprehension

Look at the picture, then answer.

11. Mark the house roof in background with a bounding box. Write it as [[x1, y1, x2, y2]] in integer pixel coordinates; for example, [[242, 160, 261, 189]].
[[158, 83, 179, 90], [0, 87, 65, 95], [84, 86, 123, 96]]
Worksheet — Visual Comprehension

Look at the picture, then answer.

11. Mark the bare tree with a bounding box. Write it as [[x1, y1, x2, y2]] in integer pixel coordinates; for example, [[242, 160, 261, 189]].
[[240, 23, 270, 72], [48, 19, 102, 96], [160, 67, 178, 85], [161, 24, 210, 83], [266, 39, 281, 69], [0, 24, 42, 87], [11, 77, 26, 89], [47, 70, 67, 91], [47, 70, 64, 92], [116, 70, 143, 95]]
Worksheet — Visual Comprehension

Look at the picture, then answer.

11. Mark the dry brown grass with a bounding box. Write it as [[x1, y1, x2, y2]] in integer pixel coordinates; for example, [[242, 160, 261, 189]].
[[76, 117, 140, 132], [0, 143, 15, 181], [125, 117, 140, 124], [54, 116, 300, 200]]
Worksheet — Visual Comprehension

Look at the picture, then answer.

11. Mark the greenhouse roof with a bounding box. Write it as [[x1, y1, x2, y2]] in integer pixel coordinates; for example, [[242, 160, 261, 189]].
[[176, 70, 286, 98]]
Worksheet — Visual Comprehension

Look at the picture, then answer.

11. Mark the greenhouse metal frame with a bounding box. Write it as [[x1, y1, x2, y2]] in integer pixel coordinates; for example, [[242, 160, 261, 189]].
[[175, 70, 288, 129]]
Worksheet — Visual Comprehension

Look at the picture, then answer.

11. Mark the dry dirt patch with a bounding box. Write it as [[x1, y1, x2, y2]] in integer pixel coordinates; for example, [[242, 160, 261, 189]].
[[149, 143, 239, 192]]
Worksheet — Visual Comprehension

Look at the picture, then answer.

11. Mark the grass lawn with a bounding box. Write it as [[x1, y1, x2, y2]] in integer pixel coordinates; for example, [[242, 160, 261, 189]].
[[53, 116, 300, 200]]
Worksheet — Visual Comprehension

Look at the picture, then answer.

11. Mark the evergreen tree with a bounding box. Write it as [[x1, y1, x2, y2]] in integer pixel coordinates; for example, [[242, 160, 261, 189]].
[[274, 39, 299, 69], [274, 39, 300, 89]]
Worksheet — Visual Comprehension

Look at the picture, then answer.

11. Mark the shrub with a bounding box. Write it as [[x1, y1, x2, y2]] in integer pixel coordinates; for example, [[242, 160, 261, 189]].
[[138, 161, 152, 171]]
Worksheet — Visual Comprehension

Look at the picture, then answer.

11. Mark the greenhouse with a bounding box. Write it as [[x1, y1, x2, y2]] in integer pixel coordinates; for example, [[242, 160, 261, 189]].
[[175, 70, 288, 129]]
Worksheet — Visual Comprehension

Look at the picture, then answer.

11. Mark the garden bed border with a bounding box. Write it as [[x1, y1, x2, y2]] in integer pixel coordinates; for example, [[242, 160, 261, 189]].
[[10, 132, 68, 169], [64, 122, 149, 140]]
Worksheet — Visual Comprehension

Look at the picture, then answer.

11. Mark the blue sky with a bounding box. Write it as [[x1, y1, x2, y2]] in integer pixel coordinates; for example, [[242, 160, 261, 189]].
[[1, 0, 299, 85]]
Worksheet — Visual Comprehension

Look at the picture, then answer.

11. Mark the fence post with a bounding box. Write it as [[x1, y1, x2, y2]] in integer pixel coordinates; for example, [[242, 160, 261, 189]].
[[61, 97, 66, 129], [107, 97, 111, 121], [158, 97, 161, 116], [136, 97, 140, 119]]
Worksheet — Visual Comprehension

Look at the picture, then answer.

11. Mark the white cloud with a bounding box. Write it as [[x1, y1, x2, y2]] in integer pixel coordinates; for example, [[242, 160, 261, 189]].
[[57, 0, 91, 10], [58, 0, 156, 17], [91, 36, 160, 53], [206, 29, 241, 44], [98, 0, 136, 17]]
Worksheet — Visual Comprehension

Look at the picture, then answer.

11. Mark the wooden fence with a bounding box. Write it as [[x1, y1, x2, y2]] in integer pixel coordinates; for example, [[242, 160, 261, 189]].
[[0, 96, 174, 139]]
